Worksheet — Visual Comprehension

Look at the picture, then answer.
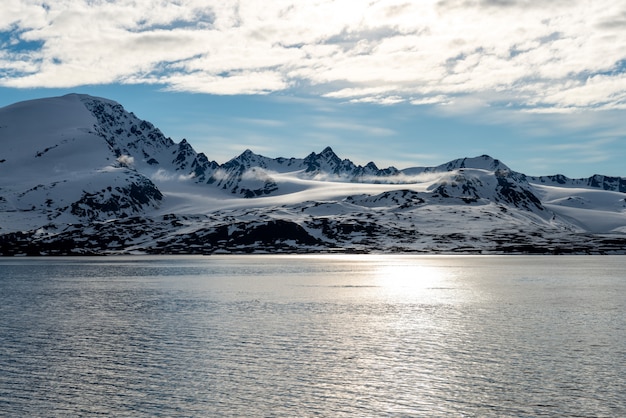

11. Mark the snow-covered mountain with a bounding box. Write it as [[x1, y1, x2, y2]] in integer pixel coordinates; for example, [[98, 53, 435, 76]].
[[1, 94, 626, 255]]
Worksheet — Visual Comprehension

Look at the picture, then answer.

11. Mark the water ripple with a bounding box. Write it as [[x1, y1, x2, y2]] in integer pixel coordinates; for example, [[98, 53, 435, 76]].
[[1, 255, 625, 416]]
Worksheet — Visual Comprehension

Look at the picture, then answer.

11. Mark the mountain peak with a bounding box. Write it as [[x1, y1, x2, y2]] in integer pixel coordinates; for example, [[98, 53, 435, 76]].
[[230, 149, 259, 163], [68, 93, 122, 108], [436, 155, 510, 172], [320, 146, 336, 155], [302, 146, 344, 173]]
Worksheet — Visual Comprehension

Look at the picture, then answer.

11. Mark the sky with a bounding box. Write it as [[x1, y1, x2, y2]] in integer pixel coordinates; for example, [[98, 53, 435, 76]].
[[1, 0, 625, 178]]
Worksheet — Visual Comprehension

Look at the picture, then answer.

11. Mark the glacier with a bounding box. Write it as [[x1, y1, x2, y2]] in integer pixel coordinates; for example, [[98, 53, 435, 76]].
[[1, 93, 625, 255]]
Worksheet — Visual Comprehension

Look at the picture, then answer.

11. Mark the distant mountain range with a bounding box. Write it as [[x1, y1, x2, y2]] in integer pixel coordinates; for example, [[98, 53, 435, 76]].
[[1, 93, 626, 255]]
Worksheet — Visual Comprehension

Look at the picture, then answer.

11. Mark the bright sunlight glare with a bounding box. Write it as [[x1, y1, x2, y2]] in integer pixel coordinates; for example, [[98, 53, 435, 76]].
[[374, 261, 448, 295]]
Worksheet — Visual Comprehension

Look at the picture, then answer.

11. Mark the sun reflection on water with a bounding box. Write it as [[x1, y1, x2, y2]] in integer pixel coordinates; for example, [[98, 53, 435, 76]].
[[372, 259, 451, 299]]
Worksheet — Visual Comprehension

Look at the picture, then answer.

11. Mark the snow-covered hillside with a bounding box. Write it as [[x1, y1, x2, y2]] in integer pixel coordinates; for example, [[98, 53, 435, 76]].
[[1, 94, 625, 255]]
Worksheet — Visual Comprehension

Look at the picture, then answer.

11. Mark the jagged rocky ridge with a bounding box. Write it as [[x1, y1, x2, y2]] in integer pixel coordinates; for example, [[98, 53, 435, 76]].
[[1, 94, 626, 255]]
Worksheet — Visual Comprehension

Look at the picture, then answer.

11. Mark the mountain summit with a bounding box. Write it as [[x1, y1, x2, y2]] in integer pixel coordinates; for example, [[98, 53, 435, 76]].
[[1, 94, 626, 255]]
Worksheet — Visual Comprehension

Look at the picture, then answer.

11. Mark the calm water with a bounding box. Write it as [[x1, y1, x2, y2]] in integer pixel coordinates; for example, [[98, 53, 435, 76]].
[[0, 255, 624, 417]]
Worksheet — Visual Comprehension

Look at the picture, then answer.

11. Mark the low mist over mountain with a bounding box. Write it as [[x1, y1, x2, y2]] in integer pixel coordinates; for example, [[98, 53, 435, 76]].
[[1, 94, 626, 255]]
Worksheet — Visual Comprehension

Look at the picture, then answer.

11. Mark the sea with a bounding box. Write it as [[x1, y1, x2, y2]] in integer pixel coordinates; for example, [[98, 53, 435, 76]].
[[1, 255, 624, 417]]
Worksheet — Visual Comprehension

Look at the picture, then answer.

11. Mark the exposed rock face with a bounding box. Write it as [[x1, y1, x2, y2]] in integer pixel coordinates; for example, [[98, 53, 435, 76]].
[[530, 173, 626, 193], [69, 175, 163, 221]]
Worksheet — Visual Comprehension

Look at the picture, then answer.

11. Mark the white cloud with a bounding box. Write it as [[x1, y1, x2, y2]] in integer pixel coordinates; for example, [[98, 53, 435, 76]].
[[526, 137, 619, 175], [234, 117, 285, 127], [151, 168, 196, 182], [1, 0, 626, 112], [314, 118, 397, 137], [241, 167, 275, 182], [116, 154, 134, 167]]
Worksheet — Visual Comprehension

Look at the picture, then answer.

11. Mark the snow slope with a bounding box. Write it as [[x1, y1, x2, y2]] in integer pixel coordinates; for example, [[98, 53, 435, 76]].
[[1, 94, 625, 255]]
